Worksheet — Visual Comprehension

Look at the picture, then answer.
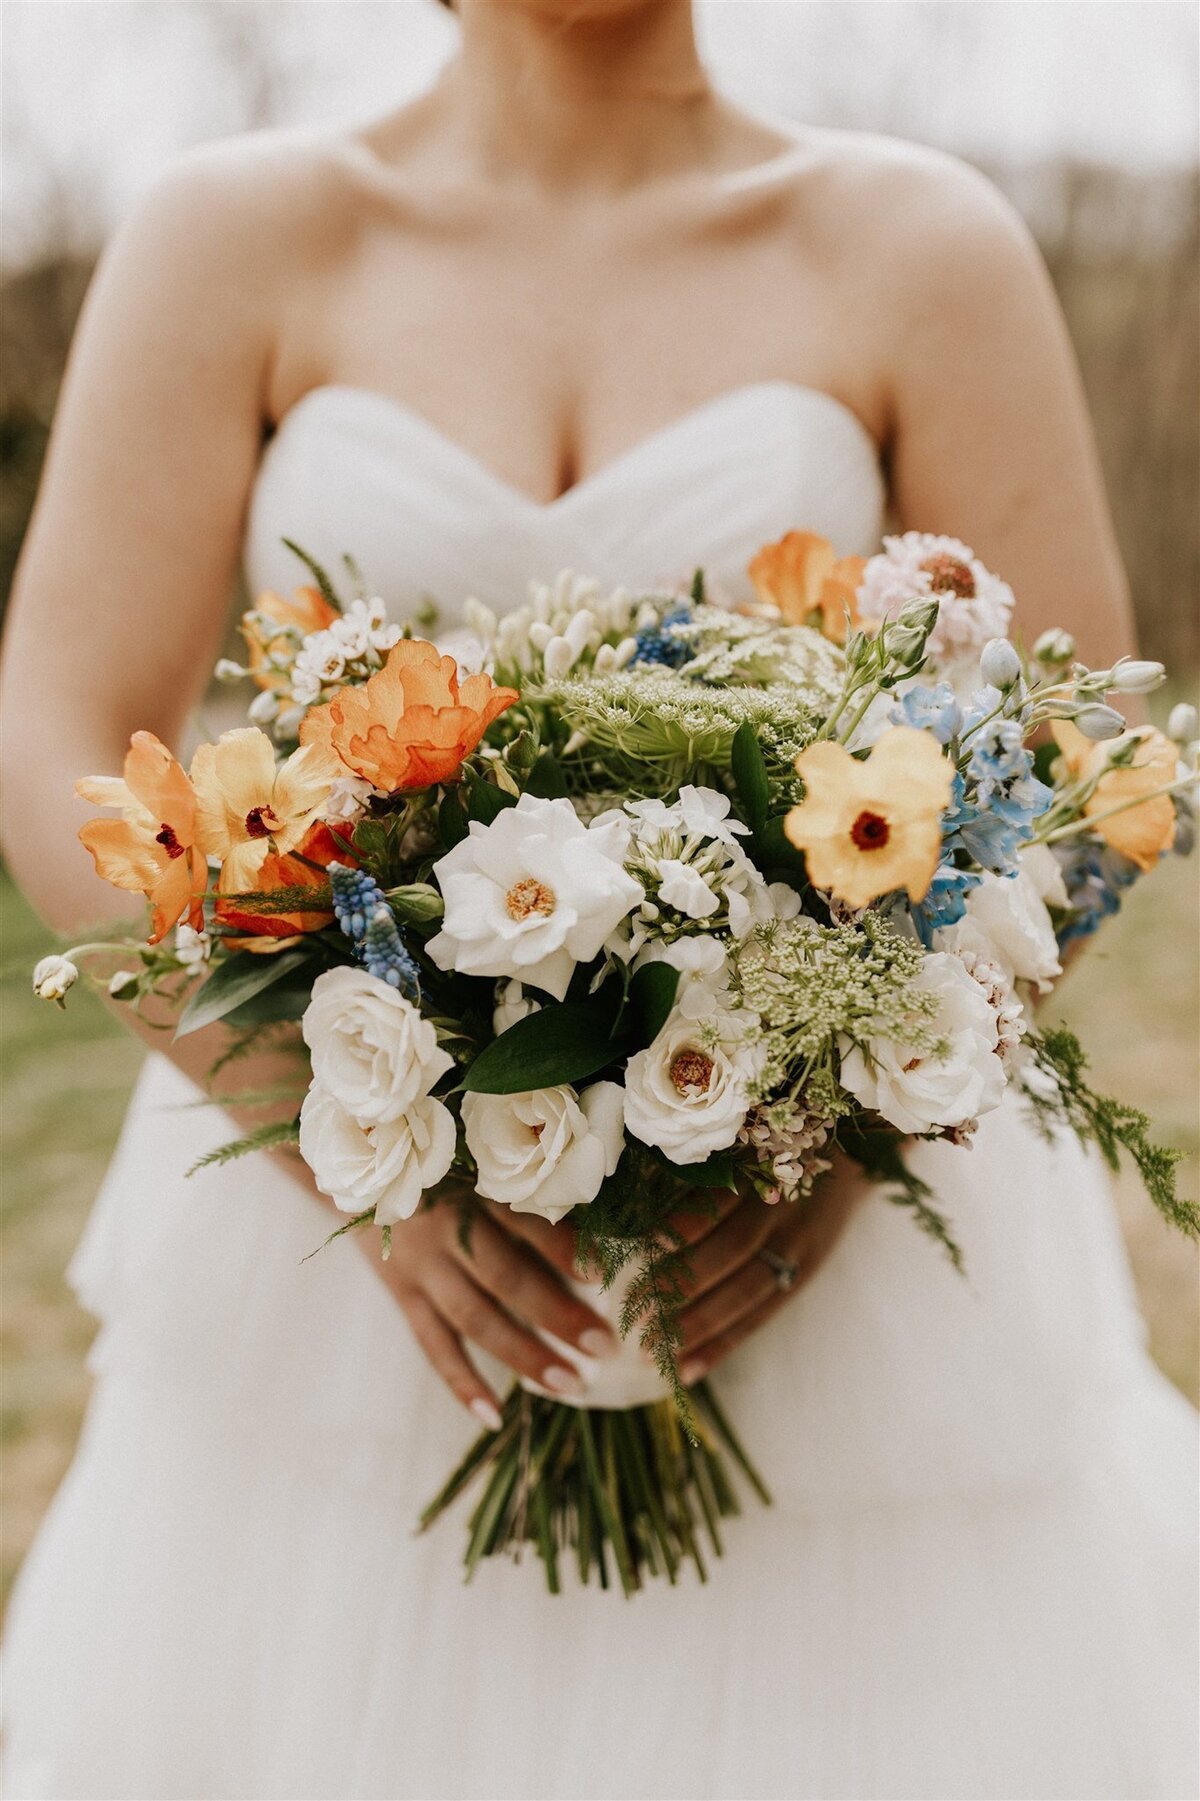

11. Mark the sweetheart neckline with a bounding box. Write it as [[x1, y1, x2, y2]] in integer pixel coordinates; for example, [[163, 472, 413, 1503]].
[[268, 379, 881, 515]]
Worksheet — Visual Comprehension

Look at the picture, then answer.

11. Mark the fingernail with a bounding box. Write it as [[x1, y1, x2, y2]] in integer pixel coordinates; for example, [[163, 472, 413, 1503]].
[[470, 1397, 503, 1432], [542, 1364, 587, 1396], [579, 1327, 616, 1359], [679, 1359, 706, 1386]]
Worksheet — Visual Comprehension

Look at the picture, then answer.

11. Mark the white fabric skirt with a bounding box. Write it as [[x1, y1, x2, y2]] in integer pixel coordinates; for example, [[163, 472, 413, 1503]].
[[3, 1055, 1197, 1801]]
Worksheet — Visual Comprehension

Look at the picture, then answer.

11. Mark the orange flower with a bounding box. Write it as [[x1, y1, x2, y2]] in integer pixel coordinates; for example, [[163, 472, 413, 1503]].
[[1052, 720, 1176, 872], [190, 728, 336, 893], [215, 822, 347, 947], [77, 732, 207, 943], [748, 532, 866, 644], [785, 727, 955, 909], [300, 639, 518, 792], [242, 586, 338, 692]]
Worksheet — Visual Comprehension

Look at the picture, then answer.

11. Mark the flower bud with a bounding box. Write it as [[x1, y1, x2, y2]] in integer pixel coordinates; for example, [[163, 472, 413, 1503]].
[[612, 636, 639, 671], [1168, 703, 1199, 745], [979, 638, 1022, 690], [107, 969, 141, 1000], [1108, 659, 1165, 695], [542, 635, 575, 681], [1073, 703, 1127, 742], [213, 658, 247, 683], [32, 954, 79, 1004], [247, 688, 280, 725], [1032, 628, 1075, 666]]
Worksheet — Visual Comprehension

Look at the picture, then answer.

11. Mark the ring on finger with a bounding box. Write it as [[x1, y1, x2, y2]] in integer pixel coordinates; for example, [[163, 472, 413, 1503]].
[[757, 1246, 800, 1294]]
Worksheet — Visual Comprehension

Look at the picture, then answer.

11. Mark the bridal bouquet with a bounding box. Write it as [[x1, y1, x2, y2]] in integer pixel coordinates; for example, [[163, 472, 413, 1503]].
[[40, 530, 1198, 1595]]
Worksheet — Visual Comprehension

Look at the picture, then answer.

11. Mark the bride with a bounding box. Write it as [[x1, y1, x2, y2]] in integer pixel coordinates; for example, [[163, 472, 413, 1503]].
[[1, 2, 1196, 1796]]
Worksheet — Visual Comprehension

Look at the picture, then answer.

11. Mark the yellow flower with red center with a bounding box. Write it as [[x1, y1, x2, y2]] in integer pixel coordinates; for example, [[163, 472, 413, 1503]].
[[784, 726, 955, 909], [76, 732, 208, 943], [242, 586, 338, 692], [190, 728, 335, 893], [1052, 720, 1176, 872], [747, 532, 866, 644], [300, 638, 518, 793], [215, 822, 347, 949]]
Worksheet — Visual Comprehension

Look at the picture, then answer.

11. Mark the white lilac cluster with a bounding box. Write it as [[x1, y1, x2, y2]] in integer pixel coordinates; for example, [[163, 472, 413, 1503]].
[[298, 968, 456, 1227]]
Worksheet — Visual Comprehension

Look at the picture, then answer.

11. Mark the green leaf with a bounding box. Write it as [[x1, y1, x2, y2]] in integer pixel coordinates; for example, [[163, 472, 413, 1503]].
[[754, 814, 809, 875], [351, 816, 392, 866], [467, 780, 517, 826], [438, 788, 468, 849], [222, 961, 323, 1029], [186, 1116, 300, 1175], [176, 948, 311, 1038], [281, 538, 343, 612], [626, 961, 679, 1046], [462, 1000, 627, 1094], [730, 720, 770, 831], [524, 752, 568, 799]]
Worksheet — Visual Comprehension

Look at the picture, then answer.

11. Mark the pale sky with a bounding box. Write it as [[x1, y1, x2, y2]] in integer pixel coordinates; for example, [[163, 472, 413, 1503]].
[[3, 1, 1197, 269]]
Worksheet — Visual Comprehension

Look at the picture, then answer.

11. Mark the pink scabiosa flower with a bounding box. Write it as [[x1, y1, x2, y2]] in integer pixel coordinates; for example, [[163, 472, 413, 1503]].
[[856, 532, 1014, 664]]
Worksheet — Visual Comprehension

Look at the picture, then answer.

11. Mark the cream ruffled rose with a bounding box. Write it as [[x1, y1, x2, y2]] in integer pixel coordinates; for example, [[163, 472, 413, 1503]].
[[302, 966, 453, 1126], [838, 951, 1006, 1135], [623, 1009, 757, 1163], [299, 1085, 456, 1225], [937, 853, 1063, 993], [462, 1081, 625, 1224]]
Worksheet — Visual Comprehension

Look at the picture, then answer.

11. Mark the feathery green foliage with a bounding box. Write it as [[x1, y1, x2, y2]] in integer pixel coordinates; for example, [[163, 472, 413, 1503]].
[[185, 1116, 300, 1177]]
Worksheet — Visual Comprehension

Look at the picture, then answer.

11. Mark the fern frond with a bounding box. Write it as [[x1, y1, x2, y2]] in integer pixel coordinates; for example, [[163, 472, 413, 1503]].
[[186, 1117, 300, 1176]]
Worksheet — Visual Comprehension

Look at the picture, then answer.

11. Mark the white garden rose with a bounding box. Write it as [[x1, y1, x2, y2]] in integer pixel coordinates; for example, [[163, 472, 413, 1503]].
[[462, 1081, 625, 1224], [299, 1083, 456, 1225], [623, 1009, 757, 1163], [427, 794, 643, 1001], [301, 966, 453, 1126], [838, 951, 1005, 1135], [936, 862, 1062, 992]]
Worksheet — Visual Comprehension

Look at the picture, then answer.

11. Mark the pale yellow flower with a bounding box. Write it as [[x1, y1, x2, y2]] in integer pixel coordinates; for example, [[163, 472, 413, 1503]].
[[190, 728, 334, 893], [1052, 720, 1176, 872]]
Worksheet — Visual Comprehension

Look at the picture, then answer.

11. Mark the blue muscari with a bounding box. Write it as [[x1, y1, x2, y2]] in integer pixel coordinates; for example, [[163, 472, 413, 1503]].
[[329, 862, 421, 998], [631, 603, 693, 669]]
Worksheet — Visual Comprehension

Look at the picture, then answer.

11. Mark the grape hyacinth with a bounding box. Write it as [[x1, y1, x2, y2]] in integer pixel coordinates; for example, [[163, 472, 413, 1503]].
[[363, 905, 421, 999], [329, 862, 389, 944], [630, 603, 693, 670]]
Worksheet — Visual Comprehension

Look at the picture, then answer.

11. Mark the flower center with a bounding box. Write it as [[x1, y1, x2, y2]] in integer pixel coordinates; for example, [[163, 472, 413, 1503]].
[[920, 553, 976, 598], [669, 1049, 715, 1095], [850, 810, 891, 851], [505, 878, 556, 921], [245, 805, 279, 839], [155, 823, 185, 859]]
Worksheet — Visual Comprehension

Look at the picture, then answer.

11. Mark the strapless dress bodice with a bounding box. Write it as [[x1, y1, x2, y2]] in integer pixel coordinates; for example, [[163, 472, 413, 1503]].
[[244, 380, 886, 618]]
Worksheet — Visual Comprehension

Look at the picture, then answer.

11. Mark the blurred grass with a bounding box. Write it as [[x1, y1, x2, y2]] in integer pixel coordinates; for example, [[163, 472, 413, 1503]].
[[2, 849, 1197, 1603]]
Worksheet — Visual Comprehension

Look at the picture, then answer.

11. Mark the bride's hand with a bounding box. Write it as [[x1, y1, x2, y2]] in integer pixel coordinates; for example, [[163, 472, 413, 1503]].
[[671, 1155, 869, 1386], [364, 1188, 616, 1428]]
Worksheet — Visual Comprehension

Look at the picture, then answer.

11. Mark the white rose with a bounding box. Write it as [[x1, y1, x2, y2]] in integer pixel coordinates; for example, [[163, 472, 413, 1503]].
[[32, 954, 78, 1003], [1019, 840, 1070, 910], [623, 1009, 756, 1163], [492, 979, 540, 1035], [838, 951, 1006, 1135], [301, 966, 453, 1126], [299, 1082, 456, 1225], [428, 794, 643, 1001], [462, 1081, 625, 1224], [937, 864, 1062, 992]]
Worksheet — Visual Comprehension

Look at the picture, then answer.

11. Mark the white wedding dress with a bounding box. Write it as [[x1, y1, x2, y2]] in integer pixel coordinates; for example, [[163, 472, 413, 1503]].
[[4, 383, 1197, 1801]]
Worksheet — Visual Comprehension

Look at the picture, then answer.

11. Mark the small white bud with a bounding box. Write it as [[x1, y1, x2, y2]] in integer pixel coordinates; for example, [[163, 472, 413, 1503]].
[[593, 644, 616, 675], [247, 688, 280, 725], [1073, 703, 1127, 741], [1033, 628, 1075, 666], [1167, 703, 1198, 744], [274, 705, 305, 739], [527, 621, 554, 653], [214, 658, 247, 683], [979, 638, 1022, 689], [612, 637, 639, 671], [1108, 658, 1165, 695], [542, 636, 575, 681], [32, 954, 79, 1004], [107, 969, 140, 1000], [562, 730, 588, 756]]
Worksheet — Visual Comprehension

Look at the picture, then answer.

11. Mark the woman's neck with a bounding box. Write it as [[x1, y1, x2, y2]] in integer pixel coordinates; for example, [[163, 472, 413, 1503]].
[[437, 0, 719, 192]]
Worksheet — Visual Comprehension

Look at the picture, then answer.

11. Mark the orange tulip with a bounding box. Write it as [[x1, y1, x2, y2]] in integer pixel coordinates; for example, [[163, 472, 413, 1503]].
[[242, 586, 339, 692], [77, 732, 208, 943], [748, 532, 866, 644], [1052, 720, 1176, 873], [300, 639, 518, 793], [190, 728, 335, 893], [215, 822, 347, 946]]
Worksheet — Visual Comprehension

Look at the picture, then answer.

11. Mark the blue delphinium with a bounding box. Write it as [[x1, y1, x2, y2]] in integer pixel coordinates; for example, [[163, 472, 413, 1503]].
[[328, 862, 388, 944], [631, 603, 693, 669], [362, 905, 421, 998], [1055, 843, 1140, 945], [890, 682, 963, 745], [910, 863, 982, 947], [941, 773, 1023, 875]]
